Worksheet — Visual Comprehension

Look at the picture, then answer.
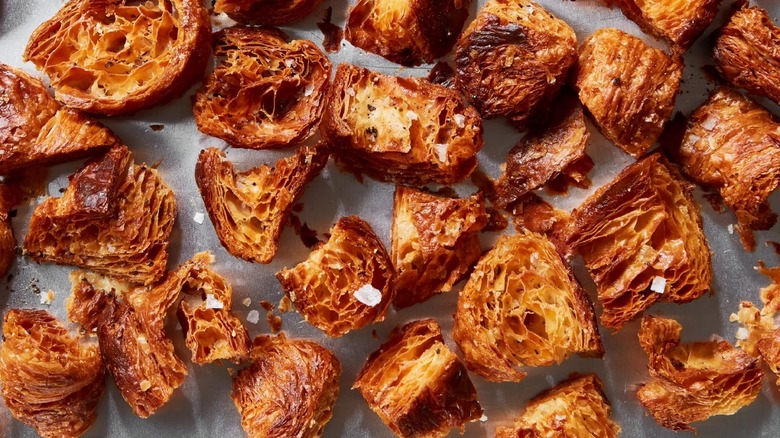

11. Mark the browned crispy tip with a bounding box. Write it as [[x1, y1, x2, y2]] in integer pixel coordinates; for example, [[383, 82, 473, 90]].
[[215, 0, 325, 25], [321, 63, 483, 186], [637, 315, 763, 432], [195, 144, 328, 264], [276, 216, 395, 337], [23, 0, 211, 116], [354, 319, 483, 437], [24, 145, 177, 285], [0, 309, 105, 438], [715, 5, 780, 106], [574, 28, 682, 157], [670, 87, 780, 251], [453, 232, 603, 383], [454, 0, 577, 129], [232, 335, 341, 438], [567, 154, 712, 330], [495, 374, 621, 437], [391, 186, 488, 309], [345, 0, 471, 66], [193, 27, 331, 150]]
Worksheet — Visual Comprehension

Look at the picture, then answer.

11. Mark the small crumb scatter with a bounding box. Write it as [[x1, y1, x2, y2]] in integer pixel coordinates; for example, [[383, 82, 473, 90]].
[[736, 327, 749, 340], [650, 276, 666, 294], [193, 212, 205, 224], [371, 329, 378, 339], [727, 224, 734, 235], [40, 289, 54, 305], [354, 284, 382, 306], [278, 296, 293, 313], [242, 297, 251, 307], [246, 310, 260, 324], [149, 124, 164, 132], [205, 294, 224, 309], [140, 380, 151, 391]]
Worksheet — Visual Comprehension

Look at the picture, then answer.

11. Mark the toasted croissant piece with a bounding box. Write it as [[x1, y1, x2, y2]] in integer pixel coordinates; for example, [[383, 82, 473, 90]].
[[0, 183, 15, 277], [0, 309, 105, 438], [345, 0, 471, 66], [715, 5, 780, 106], [495, 374, 620, 438], [276, 216, 395, 337], [214, 0, 325, 25], [321, 64, 483, 186], [23, 0, 211, 116], [24, 145, 176, 285], [354, 319, 483, 438], [567, 154, 712, 330], [574, 28, 682, 157], [0, 64, 118, 174], [193, 27, 331, 149], [669, 88, 780, 251], [195, 145, 327, 264], [637, 315, 763, 432], [454, 0, 577, 128], [391, 187, 488, 309], [232, 335, 341, 438]]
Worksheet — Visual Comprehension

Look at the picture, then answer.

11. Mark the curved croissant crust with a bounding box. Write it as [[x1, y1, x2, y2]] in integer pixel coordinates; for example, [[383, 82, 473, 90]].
[[231, 335, 341, 438], [195, 145, 328, 264], [345, 0, 471, 66], [453, 232, 603, 382], [23, 0, 211, 116], [354, 319, 483, 438], [0, 309, 105, 438], [637, 316, 763, 432], [495, 374, 621, 438], [0, 64, 118, 174], [454, 0, 577, 129], [321, 64, 483, 186], [214, 0, 325, 25], [574, 28, 682, 157], [193, 27, 331, 149], [276, 216, 395, 337], [567, 154, 712, 330], [0, 183, 15, 278], [391, 186, 488, 309], [24, 145, 177, 285], [715, 5, 780, 106]]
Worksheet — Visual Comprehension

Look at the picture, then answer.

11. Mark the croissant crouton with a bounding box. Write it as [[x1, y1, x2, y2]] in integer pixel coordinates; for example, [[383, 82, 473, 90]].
[[0, 64, 118, 174], [214, 0, 325, 25], [321, 64, 483, 186], [354, 319, 483, 438], [391, 187, 488, 309], [495, 374, 620, 438], [637, 315, 763, 432], [23, 0, 211, 116], [195, 144, 327, 264], [669, 88, 780, 251], [276, 216, 395, 337], [454, 232, 603, 382], [193, 27, 331, 149], [24, 145, 176, 285], [0, 309, 105, 438], [567, 154, 711, 330], [574, 28, 682, 157], [232, 335, 341, 438], [715, 5, 780, 106], [345, 0, 471, 66], [454, 0, 577, 128]]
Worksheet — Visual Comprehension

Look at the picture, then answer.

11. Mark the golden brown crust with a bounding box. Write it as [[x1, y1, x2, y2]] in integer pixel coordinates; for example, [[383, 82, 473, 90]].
[[637, 315, 763, 432], [454, 0, 577, 128], [231, 335, 341, 438], [276, 216, 395, 337], [453, 232, 603, 382], [567, 154, 712, 330], [391, 187, 488, 309], [353, 319, 483, 438], [24, 145, 177, 285], [214, 0, 325, 25], [193, 27, 331, 149], [574, 28, 682, 157], [23, 0, 211, 116], [195, 144, 328, 264], [495, 374, 620, 438], [0, 64, 118, 174], [321, 63, 483, 186], [0, 309, 105, 438], [715, 5, 780, 106], [0, 183, 14, 278], [345, 0, 471, 66], [670, 87, 780, 251]]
